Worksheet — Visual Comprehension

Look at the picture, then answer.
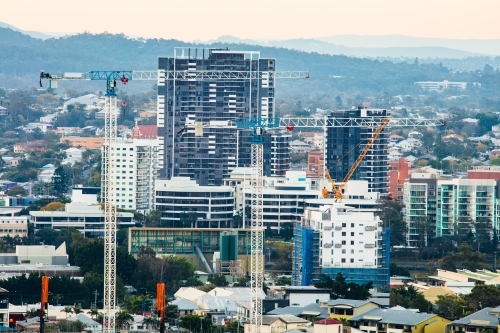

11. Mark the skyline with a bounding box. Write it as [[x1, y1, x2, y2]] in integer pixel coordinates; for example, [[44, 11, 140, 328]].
[[1, 0, 500, 41]]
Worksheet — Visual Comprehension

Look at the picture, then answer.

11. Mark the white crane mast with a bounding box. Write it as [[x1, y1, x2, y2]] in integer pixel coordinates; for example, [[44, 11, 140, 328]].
[[103, 96, 118, 333]]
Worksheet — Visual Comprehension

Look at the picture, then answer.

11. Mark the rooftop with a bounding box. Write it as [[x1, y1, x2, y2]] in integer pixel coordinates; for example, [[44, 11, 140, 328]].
[[450, 307, 500, 328], [350, 308, 436, 326], [327, 299, 372, 308]]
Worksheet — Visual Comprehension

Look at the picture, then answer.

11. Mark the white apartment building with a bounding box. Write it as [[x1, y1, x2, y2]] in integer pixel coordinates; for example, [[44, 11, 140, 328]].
[[101, 139, 159, 214], [294, 203, 389, 289], [234, 171, 379, 231], [414, 80, 468, 92], [404, 176, 497, 247], [30, 187, 134, 237], [155, 177, 235, 228]]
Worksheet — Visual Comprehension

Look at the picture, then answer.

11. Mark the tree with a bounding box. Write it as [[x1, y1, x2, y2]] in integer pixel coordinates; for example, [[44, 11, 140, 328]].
[[179, 314, 213, 332], [58, 320, 84, 332], [376, 199, 407, 246], [490, 157, 500, 166], [314, 273, 372, 300], [52, 166, 70, 196], [7, 186, 27, 197], [465, 284, 500, 312], [87, 307, 99, 319], [439, 255, 457, 272], [145, 210, 161, 227], [390, 263, 411, 277], [61, 306, 73, 318], [390, 286, 432, 312], [435, 294, 463, 320], [208, 274, 229, 287], [457, 243, 487, 272], [72, 305, 83, 314], [184, 277, 203, 286], [275, 276, 292, 286], [40, 202, 65, 211], [115, 310, 134, 330], [25, 308, 38, 318]]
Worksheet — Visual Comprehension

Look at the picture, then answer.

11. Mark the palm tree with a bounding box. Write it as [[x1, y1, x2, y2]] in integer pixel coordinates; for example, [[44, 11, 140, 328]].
[[73, 305, 83, 315], [61, 306, 73, 318], [25, 308, 38, 319], [142, 316, 159, 330], [87, 307, 99, 319], [115, 310, 134, 330]]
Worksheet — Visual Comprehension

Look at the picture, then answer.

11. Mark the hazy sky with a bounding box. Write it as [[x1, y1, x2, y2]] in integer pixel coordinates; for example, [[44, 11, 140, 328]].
[[1, 0, 499, 41]]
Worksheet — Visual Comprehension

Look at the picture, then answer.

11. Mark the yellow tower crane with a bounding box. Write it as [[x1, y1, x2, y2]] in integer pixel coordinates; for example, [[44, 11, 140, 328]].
[[322, 116, 391, 202]]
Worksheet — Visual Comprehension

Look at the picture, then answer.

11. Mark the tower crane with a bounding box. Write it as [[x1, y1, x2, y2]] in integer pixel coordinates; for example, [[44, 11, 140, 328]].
[[322, 116, 391, 202], [40, 68, 308, 333], [191, 113, 442, 333]]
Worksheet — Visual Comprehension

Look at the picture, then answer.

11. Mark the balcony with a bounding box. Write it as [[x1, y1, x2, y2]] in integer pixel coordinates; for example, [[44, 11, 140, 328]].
[[334, 244, 342, 248], [365, 226, 376, 231], [335, 226, 342, 230], [324, 226, 332, 231], [364, 244, 375, 248], [324, 243, 332, 248]]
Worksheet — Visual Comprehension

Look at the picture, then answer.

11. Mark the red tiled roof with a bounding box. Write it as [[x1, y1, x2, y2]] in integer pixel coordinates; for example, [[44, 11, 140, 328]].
[[131, 125, 158, 139], [315, 318, 343, 325]]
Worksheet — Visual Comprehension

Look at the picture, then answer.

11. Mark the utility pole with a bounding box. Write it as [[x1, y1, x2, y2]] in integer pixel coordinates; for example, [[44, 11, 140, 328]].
[[93, 290, 99, 308]]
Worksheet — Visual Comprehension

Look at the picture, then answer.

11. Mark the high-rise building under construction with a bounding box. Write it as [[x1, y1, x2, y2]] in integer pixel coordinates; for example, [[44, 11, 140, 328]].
[[157, 48, 289, 185], [325, 107, 390, 194]]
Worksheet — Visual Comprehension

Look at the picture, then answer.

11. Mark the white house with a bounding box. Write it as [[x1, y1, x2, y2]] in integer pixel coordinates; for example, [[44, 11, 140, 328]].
[[67, 314, 102, 332]]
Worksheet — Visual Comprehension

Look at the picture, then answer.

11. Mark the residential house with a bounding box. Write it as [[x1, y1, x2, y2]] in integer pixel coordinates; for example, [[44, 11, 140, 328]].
[[171, 298, 199, 317], [13, 141, 46, 154], [290, 140, 313, 153], [321, 299, 379, 320], [266, 286, 330, 307], [267, 303, 329, 321], [174, 287, 208, 302], [349, 308, 450, 333], [244, 315, 309, 333], [66, 314, 102, 333], [448, 307, 500, 333], [442, 134, 464, 142], [314, 318, 343, 333]]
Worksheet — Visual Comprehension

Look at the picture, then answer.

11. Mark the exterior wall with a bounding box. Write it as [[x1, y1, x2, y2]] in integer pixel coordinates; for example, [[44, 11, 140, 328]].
[[403, 178, 437, 246], [468, 166, 500, 180], [101, 139, 159, 213], [314, 323, 342, 333], [307, 152, 325, 178], [158, 48, 277, 186], [60, 137, 105, 149], [155, 178, 235, 228], [289, 292, 330, 307], [327, 302, 379, 320], [325, 108, 389, 194], [388, 158, 411, 200], [0, 216, 28, 238], [30, 211, 134, 237], [263, 131, 291, 177]]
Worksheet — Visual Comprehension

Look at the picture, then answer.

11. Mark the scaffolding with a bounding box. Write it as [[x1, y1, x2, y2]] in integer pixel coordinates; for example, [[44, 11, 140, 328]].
[[217, 260, 244, 278]]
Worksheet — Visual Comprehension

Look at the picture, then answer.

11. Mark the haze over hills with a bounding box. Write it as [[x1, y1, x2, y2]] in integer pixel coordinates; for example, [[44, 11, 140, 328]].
[[207, 36, 484, 59], [0, 26, 499, 100], [0, 21, 66, 40]]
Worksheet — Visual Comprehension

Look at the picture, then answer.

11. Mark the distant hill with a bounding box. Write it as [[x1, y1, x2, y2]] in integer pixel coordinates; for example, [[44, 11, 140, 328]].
[[0, 28, 499, 100], [319, 35, 500, 56], [208, 36, 486, 59], [0, 21, 62, 40]]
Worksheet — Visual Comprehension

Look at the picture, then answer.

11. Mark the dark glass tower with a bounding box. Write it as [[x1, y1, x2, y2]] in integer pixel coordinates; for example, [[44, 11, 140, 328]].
[[325, 107, 389, 194], [157, 48, 282, 185]]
